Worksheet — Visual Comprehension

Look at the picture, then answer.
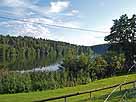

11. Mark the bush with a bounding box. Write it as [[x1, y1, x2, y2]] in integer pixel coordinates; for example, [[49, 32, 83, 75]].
[[0, 68, 92, 94], [0, 70, 31, 94]]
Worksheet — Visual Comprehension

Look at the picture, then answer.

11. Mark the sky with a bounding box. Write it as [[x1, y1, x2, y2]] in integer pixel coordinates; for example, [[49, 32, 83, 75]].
[[0, 0, 136, 46]]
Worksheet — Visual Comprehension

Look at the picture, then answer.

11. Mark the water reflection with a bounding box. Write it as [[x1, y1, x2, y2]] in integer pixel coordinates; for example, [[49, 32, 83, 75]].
[[0, 54, 62, 71], [16, 64, 60, 73]]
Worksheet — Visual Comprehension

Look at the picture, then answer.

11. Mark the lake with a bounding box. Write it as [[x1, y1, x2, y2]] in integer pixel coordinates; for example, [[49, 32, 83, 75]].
[[0, 54, 62, 71]]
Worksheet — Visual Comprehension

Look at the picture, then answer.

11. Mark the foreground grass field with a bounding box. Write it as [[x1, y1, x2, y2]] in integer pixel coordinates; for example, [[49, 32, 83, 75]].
[[0, 74, 136, 102]]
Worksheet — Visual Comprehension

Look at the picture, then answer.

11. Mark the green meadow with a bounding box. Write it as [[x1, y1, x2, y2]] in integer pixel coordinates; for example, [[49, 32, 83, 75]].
[[0, 74, 136, 102]]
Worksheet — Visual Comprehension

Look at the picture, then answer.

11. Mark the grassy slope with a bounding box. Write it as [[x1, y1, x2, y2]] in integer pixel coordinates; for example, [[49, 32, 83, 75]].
[[0, 74, 136, 102]]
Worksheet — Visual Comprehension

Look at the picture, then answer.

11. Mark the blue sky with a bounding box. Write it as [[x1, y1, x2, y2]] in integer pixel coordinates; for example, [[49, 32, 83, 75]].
[[0, 0, 136, 46]]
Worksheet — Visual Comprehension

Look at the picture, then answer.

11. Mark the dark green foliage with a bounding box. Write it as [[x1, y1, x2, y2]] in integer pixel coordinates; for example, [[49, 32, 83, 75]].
[[0, 69, 31, 94], [61, 54, 92, 84], [0, 54, 91, 94], [0, 34, 132, 95], [0, 69, 89, 94], [90, 56, 108, 79], [0, 35, 94, 94], [105, 14, 136, 68], [0, 35, 92, 58], [0, 51, 129, 94], [0, 35, 92, 70], [88, 51, 126, 80], [103, 51, 125, 74]]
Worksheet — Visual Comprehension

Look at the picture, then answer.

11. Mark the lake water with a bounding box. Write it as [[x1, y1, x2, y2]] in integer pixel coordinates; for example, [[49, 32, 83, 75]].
[[0, 55, 62, 71], [16, 64, 60, 73]]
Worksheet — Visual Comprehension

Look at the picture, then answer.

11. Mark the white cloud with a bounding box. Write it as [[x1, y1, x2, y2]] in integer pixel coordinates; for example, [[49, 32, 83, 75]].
[[51, 24, 111, 46], [0, 0, 78, 20], [72, 35, 106, 46], [1, 0, 26, 7], [23, 18, 54, 24], [0, 0, 46, 17], [16, 18, 53, 38], [54, 20, 81, 28], [49, 1, 70, 13], [0, 18, 53, 38], [16, 24, 51, 39], [71, 10, 79, 14], [64, 10, 79, 16], [0, 0, 28, 16], [56, 32, 107, 46]]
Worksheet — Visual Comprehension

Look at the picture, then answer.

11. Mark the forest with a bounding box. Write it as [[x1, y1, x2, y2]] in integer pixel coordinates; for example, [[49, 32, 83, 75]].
[[0, 35, 92, 70], [0, 14, 136, 94], [0, 35, 132, 94]]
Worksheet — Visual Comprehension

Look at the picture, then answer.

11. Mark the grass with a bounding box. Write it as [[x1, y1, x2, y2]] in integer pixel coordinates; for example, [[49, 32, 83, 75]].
[[0, 74, 136, 102]]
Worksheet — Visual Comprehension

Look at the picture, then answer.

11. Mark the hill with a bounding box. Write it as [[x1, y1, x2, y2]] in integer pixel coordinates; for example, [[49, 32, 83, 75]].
[[0, 35, 92, 70], [91, 43, 110, 54], [0, 35, 92, 58], [0, 35, 110, 58]]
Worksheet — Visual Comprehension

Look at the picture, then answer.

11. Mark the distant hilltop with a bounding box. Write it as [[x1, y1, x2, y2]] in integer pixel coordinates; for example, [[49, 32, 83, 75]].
[[91, 44, 110, 54]]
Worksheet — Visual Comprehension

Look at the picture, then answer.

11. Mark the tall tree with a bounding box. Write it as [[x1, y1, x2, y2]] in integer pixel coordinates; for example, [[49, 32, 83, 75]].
[[105, 14, 136, 68]]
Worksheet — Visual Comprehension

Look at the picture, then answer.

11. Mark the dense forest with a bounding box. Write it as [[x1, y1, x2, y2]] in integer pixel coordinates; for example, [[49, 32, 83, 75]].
[[0, 35, 94, 93], [0, 35, 92, 57], [0, 35, 92, 70], [0, 35, 131, 94]]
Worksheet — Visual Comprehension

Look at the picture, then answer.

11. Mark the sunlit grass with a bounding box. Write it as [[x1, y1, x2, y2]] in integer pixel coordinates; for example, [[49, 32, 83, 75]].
[[0, 74, 136, 102]]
